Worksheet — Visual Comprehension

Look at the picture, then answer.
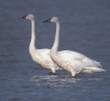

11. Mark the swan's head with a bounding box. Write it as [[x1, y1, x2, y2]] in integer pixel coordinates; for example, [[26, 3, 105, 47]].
[[43, 16, 59, 23], [19, 14, 34, 20]]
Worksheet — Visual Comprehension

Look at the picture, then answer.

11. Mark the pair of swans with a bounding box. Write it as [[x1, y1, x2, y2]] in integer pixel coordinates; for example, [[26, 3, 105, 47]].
[[19, 14, 106, 77]]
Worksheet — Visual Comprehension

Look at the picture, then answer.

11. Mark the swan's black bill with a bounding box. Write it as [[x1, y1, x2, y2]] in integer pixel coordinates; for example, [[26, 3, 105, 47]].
[[19, 15, 26, 19], [43, 18, 51, 23]]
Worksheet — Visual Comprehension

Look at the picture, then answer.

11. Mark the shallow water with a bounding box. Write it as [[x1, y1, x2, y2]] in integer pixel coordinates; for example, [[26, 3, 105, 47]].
[[0, 0, 110, 101]]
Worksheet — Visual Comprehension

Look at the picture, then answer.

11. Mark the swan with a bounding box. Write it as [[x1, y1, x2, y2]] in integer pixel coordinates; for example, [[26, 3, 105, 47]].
[[43, 16, 106, 77], [19, 14, 62, 75]]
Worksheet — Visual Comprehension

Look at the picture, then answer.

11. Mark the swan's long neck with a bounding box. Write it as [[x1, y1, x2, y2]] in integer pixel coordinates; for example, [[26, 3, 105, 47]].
[[30, 19, 36, 49], [51, 21, 60, 53]]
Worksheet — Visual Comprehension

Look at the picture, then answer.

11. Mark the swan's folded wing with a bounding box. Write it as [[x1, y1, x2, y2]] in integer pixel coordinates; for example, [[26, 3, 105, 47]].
[[58, 50, 85, 61], [58, 50, 102, 68]]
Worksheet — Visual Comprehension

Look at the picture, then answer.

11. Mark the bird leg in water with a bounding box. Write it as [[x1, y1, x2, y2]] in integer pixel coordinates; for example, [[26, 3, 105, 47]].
[[48, 72, 52, 75], [48, 72, 56, 75], [53, 73, 56, 75], [73, 75, 76, 78]]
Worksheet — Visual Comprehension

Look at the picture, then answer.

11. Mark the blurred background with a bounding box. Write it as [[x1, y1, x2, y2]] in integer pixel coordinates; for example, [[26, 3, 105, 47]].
[[0, 0, 110, 101]]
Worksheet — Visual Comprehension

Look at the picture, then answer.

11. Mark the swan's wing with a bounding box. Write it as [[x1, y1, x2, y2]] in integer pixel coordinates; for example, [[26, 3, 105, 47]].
[[37, 49, 50, 56], [35, 49, 50, 60], [57, 50, 104, 73], [58, 50, 102, 68], [35, 49, 62, 70], [58, 50, 86, 61]]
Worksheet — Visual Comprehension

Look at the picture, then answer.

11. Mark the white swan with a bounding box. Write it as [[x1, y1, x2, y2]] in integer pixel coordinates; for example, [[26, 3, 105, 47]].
[[43, 16, 106, 77], [19, 14, 62, 75]]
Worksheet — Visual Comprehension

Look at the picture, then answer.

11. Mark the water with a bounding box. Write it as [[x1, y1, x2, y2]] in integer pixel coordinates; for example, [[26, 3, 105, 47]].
[[0, 0, 110, 101]]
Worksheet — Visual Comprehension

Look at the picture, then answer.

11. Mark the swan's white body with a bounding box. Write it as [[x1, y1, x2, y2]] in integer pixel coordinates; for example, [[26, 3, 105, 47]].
[[44, 16, 106, 77], [19, 14, 62, 74]]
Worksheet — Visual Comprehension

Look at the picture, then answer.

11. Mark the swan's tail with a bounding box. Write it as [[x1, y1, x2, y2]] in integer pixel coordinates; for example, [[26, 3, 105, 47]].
[[82, 67, 106, 74]]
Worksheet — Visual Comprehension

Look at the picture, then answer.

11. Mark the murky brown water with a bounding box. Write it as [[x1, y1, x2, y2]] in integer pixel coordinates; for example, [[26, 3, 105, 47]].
[[0, 0, 110, 101]]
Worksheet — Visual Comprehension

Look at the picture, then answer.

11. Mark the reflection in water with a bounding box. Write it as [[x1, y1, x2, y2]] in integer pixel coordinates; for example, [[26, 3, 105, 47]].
[[30, 75, 101, 87]]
